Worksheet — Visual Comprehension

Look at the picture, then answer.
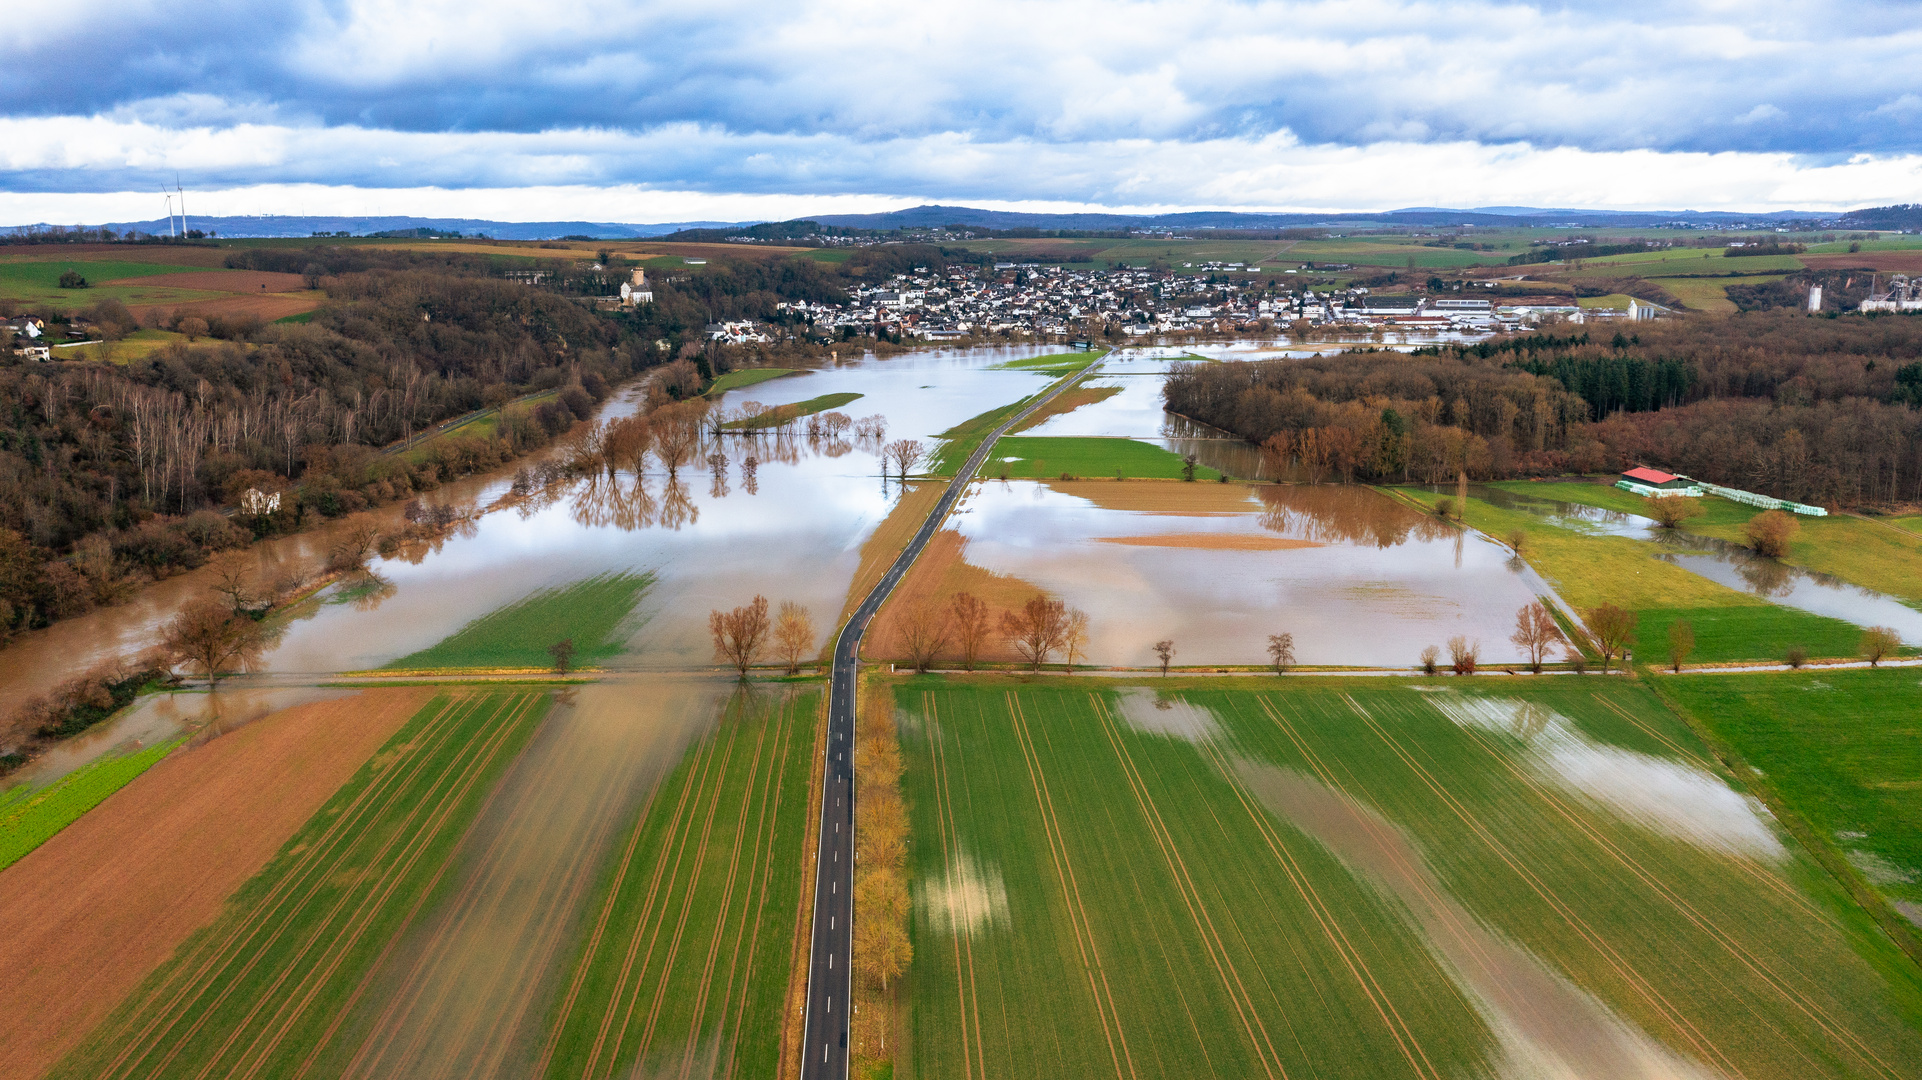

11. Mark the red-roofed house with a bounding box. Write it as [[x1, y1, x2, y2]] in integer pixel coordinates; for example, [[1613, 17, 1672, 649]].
[[1617, 466, 1701, 497]]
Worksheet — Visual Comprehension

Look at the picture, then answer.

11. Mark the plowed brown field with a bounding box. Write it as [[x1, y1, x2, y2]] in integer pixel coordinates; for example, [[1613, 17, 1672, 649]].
[[1045, 480, 1260, 515], [0, 687, 431, 1079], [127, 292, 320, 321], [868, 529, 1043, 662]]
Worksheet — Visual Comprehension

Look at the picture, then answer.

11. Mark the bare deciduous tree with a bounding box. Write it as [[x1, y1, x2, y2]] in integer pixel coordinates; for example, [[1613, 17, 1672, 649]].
[[327, 515, 384, 575], [1419, 645, 1440, 676], [775, 602, 816, 675], [1154, 639, 1176, 676], [882, 438, 924, 480], [1267, 632, 1295, 674], [161, 599, 267, 685], [1585, 604, 1638, 673], [603, 414, 652, 473], [1861, 625, 1901, 667], [709, 595, 771, 676], [207, 551, 257, 613], [893, 601, 949, 673], [949, 592, 990, 671], [549, 637, 576, 675], [652, 399, 707, 476], [1447, 635, 1479, 675], [1644, 496, 1702, 530], [1667, 620, 1695, 673], [1062, 609, 1090, 668], [1000, 596, 1067, 671], [1510, 601, 1562, 674]]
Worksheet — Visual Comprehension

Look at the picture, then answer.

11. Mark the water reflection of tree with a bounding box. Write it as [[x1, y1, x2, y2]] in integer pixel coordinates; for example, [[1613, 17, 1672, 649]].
[[1257, 485, 1447, 548], [741, 453, 759, 495], [569, 471, 657, 531], [659, 475, 699, 531], [1736, 554, 1796, 597], [707, 451, 731, 500], [344, 571, 398, 612]]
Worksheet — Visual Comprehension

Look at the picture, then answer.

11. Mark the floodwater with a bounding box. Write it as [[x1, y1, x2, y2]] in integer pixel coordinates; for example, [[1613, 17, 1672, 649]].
[[949, 481, 1547, 667], [1473, 483, 1922, 643]]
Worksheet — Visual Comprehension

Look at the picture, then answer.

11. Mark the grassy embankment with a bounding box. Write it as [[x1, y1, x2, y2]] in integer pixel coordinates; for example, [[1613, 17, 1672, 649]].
[[987, 436, 1222, 481], [393, 388, 559, 464], [1390, 485, 1861, 662], [1658, 669, 1922, 959], [926, 352, 1107, 474], [384, 572, 653, 672], [0, 738, 185, 872], [1008, 384, 1123, 432], [51, 691, 552, 1079], [897, 676, 1922, 1079], [706, 367, 806, 396], [538, 684, 818, 1079], [1499, 480, 1922, 608], [720, 392, 864, 430]]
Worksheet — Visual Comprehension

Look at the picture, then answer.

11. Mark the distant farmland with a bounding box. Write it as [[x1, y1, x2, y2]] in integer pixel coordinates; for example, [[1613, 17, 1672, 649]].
[[895, 677, 1922, 1079]]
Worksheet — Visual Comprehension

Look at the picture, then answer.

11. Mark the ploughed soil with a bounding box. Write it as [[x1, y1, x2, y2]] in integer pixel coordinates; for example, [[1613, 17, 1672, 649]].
[[1094, 532, 1320, 550], [0, 244, 231, 267], [1045, 479, 1260, 515], [126, 291, 320, 322], [0, 687, 431, 1079], [868, 529, 1042, 663], [1801, 252, 1922, 274], [99, 269, 308, 292]]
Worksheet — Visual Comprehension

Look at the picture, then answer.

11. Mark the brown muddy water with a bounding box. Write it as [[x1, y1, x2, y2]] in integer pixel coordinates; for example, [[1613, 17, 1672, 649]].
[[949, 481, 1548, 667]]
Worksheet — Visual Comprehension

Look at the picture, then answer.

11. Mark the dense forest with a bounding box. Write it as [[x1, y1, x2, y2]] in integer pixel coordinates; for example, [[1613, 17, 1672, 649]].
[[1166, 309, 1922, 505]]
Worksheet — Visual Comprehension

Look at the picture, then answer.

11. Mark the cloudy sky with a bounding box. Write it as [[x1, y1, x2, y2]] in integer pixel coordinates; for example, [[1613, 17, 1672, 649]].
[[7, 0, 1922, 223]]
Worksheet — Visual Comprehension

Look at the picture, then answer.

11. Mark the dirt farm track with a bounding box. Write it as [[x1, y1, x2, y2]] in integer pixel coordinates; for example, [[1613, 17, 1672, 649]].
[[0, 688, 430, 1078]]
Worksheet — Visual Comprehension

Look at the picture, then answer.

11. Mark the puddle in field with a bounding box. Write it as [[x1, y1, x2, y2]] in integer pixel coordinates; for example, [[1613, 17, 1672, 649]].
[[1471, 483, 1922, 643], [1111, 688, 1221, 742], [949, 481, 1547, 667], [340, 675, 735, 1078], [1236, 761, 1721, 1080], [1426, 696, 1783, 860], [919, 844, 1010, 938]]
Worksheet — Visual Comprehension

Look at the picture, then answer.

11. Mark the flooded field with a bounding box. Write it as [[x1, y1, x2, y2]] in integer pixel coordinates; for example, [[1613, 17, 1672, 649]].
[[938, 480, 1547, 667], [1474, 484, 1922, 643]]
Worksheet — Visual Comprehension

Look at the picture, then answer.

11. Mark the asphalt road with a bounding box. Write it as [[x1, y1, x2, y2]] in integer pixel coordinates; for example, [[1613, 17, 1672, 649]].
[[798, 356, 1099, 1079]]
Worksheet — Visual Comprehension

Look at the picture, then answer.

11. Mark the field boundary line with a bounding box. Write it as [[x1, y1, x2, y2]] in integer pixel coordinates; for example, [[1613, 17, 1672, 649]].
[[777, 690, 830, 1080], [1343, 693, 1742, 1077], [1002, 691, 1136, 1080], [590, 716, 731, 1078], [1085, 694, 1289, 1080], [1443, 698, 1902, 1079], [677, 689, 781, 1074], [90, 693, 470, 1080], [723, 690, 805, 1079], [223, 692, 546, 1080], [927, 693, 990, 1080]]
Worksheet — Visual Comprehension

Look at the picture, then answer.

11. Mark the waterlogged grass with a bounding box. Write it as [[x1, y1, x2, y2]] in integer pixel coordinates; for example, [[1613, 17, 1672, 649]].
[[1506, 480, 1922, 607], [720, 391, 864, 429], [0, 738, 183, 872], [1392, 486, 1859, 661], [987, 436, 1221, 481], [706, 367, 805, 396], [988, 350, 1104, 378], [389, 572, 653, 670], [897, 676, 1922, 1079], [1660, 670, 1922, 924], [51, 691, 552, 1079], [539, 685, 818, 1078]]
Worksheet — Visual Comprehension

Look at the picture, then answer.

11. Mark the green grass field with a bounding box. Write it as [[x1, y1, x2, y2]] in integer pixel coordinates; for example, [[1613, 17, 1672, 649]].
[[706, 367, 805, 396], [896, 676, 1922, 1080], [1659, 669, 1922, 933], [387, 572, 653, 670], [984, 436, 1223, 481], [538, 684, 817, 1078], [1393, 485, 1863, 662], [52, 691, 552, 1080], [988, 351, 1105, 378], [720, 391, 863, 429], [0, 738, 183, 872], [1503, 481, 1922, 607]]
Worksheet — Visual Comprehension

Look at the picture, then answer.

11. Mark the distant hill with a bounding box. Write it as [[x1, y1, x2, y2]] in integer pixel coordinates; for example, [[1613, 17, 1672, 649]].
[[1835, 204, 1922, 231], [806, 204, 1828, 232], [4, 215, 753, 240]]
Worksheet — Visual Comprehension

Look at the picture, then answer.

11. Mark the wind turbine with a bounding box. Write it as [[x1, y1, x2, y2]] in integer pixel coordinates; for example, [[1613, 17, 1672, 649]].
[[176, 175, 187, 235], [163, 191, 175, 237]]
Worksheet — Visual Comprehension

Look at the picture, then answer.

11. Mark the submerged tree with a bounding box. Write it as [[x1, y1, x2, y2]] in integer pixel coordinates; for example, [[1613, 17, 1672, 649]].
[[949, 592, 991, 671], [1419, 645, 1440, 676], [1509, 601, 1562, 674], [882, 438, 924, 481], [709, 595, 771, 676], [1744, 509, 1800, 558], [774, 602, 815, 675], [1643, 496, 1702, 530], [548, 637, 576, 675], [1447, 635, 1479, 676], [1267, 632, 1295, 674], [161, 599, 268, 685]]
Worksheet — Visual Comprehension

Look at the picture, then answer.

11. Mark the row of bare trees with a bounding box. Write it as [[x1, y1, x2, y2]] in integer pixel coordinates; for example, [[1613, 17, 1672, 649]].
[[890, 593, 1091, 673], [851, 697, 911, 1057], [708, 596, 817, 676]]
